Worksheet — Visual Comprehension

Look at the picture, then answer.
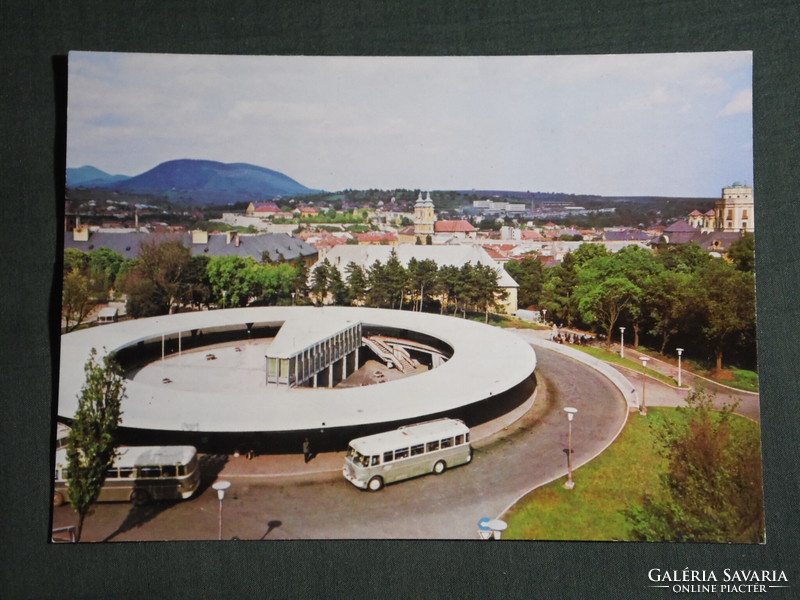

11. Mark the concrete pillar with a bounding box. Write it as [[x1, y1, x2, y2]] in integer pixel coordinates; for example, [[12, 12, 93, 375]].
[[313, 373, 318, 388], [328, 365, 333, 388]]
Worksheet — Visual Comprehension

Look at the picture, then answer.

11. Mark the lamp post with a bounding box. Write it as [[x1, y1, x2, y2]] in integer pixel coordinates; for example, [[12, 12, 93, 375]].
[[619, 327, 625, 358], [212, 480, 231, 540], [563, 407, 578, 490], [676, 348, 684, 387], [639, 356, 650, 415]]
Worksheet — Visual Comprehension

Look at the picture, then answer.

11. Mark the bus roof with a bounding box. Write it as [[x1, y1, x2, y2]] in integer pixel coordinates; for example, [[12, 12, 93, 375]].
[[349, 419, 469, 455], [55, 445, 197, 468]]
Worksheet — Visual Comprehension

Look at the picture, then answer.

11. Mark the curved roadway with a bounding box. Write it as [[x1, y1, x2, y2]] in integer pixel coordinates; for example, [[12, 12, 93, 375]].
[[52, 345, 628, 541]]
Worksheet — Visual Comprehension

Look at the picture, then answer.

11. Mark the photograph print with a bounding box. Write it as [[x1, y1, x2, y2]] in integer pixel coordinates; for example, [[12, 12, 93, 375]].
[[54, 51, 761, 543]]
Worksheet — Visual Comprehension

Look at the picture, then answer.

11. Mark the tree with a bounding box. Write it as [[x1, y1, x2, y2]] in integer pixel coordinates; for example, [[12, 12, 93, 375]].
[[310, 259, 332, 305], [382, 250, 408, 309], [206, 255, 257, 308], [505, 256, 544, 309], [643, 270, 697, 354], [345, 261, 368, 306], [472, 263, 508, 322], [89, 248, 124, 299], [119, 239, 191, 316], [577, 275, 639, 348], [539, 251, 580, 326], [625, 389, 764, 543], [62, 269, 93, 332], [181, 254, 213, 308], [407, 258, 439, 311], [696, 259, 756, 371], [727, 233, 755, 273], [65, 349, 125, 542]]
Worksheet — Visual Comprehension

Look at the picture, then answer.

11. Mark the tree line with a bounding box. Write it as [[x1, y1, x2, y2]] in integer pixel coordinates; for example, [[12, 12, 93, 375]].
[[309, 253, 507, 322], [62, 243, 509, 327], [506, 234, 756, 370], [62, 240, 307, 326]]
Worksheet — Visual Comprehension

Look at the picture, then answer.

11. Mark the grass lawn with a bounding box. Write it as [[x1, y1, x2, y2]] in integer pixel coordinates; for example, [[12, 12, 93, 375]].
[[504, 407, 761, 540], [571, 345, 678, 386]]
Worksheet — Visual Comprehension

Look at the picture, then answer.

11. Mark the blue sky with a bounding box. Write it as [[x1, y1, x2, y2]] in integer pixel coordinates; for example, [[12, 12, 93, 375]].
[[67, 52, 752, 197]]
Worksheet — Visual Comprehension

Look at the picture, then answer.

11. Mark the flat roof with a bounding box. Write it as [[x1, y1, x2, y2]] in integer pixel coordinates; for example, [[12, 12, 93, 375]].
[[58, 306, 536, 433], [266, 314, 359, 358]]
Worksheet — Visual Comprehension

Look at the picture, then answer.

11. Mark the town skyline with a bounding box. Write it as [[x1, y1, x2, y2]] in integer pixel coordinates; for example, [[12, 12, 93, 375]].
[[67, 52, 752, 198]]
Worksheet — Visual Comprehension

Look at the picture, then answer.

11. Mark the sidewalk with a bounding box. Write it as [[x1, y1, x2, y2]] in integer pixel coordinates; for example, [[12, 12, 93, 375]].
[[216, 388, 538, 480]]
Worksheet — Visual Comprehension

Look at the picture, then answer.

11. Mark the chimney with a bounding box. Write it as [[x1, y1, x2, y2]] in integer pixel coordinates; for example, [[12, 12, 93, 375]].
[[192, 230, 209, 244]]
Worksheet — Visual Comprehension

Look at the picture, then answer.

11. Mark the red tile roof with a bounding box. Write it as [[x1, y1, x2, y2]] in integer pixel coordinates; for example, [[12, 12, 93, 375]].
[[434, 220, 477, 233]]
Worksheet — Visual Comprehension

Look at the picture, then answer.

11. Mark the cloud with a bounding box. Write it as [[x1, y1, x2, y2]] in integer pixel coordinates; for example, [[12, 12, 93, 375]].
[[719, 89, 752, 117]]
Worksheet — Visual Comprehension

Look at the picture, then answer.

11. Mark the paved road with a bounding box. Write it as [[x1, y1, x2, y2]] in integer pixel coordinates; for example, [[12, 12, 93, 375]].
[[52, 346, 629, 541]]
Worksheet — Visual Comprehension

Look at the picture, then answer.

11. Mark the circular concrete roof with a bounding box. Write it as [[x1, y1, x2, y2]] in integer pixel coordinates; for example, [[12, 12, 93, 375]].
[[58, 306, 536, 433]]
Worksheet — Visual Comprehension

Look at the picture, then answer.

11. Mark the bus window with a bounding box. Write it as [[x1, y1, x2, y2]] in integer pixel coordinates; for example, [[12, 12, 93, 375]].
[[426, 441, 440, 452], [441, 438, 453, 449], [383, 451, 394, 463], [371, 456, 380, 466], [105, 468, 118, 478], [162, 465, 177, 477], [455, 434, 464, 445], [411, 444, 425, 456], [118, 467, 134, 478], [395, 448, 409, 460], [139, 466, 161, 478]]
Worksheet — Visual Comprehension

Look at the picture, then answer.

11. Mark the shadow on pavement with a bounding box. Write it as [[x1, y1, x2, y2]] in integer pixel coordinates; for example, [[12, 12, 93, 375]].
[[261, 520, 282, 539], [102, 454, 229, 542]]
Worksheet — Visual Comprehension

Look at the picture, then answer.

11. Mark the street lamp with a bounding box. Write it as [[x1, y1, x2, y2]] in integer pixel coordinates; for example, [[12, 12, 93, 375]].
[[619, 327, 625, 358], [212, 480, 231, 540], [676, 348, 684, 387], [563, 407, 578, 490], [639, 357, 650, 415]]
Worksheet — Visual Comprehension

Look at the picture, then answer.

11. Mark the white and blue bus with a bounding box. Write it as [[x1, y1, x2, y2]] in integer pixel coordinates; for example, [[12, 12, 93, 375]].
[[343, 418, 472, 491]]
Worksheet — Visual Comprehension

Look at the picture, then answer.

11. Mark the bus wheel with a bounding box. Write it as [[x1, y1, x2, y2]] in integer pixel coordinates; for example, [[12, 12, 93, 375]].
[[367, 476, 384, 492], [131, 489, 151, 506], [53, 491, 65, 507], [433, 460, 447, 475]]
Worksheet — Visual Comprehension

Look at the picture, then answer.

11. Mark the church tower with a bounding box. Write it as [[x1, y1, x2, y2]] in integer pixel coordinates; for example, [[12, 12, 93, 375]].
[[414, 191, 436, 236]]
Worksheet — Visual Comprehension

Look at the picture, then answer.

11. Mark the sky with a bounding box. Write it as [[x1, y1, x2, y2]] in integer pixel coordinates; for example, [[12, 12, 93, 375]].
[[67, 51, 752, 197]]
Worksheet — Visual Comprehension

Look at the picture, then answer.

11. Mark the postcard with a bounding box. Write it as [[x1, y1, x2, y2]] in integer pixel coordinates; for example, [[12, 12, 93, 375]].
[[54, 51, 760, 543]]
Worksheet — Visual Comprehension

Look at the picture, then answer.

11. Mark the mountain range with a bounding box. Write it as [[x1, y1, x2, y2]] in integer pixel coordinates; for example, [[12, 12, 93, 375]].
[[66, 159, 323, 204]]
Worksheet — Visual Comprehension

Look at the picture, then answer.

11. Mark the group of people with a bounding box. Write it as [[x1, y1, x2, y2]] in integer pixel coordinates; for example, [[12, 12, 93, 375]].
[[548, 328, 594, 346]]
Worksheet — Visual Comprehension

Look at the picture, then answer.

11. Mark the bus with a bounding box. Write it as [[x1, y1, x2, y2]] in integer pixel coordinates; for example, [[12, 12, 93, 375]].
[[343, 418, 472, 491], [53, 445, 201, 507]]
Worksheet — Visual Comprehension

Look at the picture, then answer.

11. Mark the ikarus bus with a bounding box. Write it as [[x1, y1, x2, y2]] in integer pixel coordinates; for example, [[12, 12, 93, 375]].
[[343, 418, 472, 491], [53, 445, 201, 507]]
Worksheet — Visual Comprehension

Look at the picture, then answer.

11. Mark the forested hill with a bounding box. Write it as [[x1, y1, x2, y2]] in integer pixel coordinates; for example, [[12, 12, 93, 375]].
[[67, 159, 324, 205]]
